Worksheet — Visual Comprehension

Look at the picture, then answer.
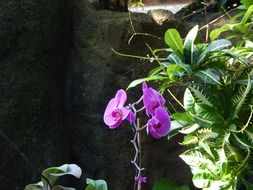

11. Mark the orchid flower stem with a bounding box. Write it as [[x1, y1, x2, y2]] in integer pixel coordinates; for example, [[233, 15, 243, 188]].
[[134, 96, 143, 106], [137, 118, 142, 190], [136, 106, 145, 113], [138, 125, 147, 131], [130, 104, 145, 190]]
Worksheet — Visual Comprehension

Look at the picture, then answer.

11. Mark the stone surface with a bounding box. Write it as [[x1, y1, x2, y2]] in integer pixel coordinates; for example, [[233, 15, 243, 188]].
[[0, 0, 71, 189]]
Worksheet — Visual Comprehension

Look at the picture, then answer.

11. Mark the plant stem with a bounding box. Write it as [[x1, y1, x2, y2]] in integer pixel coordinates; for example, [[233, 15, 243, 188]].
[[130, 105, 145, 190]]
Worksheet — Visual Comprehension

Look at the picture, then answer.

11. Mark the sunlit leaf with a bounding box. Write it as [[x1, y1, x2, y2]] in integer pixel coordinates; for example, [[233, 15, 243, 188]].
[[198, 39, 231, 64], [164, 29, 183, 58], [183, 25, 199, 65]]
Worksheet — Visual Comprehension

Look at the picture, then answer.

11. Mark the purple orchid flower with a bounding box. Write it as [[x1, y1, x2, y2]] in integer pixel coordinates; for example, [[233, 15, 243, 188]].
[[104, 89, 132, 129], [147, 107, 171, 139], [135, 175, 147, 184], [142, 82, 165, 116]]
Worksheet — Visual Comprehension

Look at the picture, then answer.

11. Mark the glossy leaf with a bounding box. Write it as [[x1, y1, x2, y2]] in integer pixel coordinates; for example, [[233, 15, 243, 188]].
[[194, 68, 222, 86], [198, 39, 231, 64], [86, 178, 108, 190], [183, 88, 194, 111], [24, 183, 43, 190], [42, 164, 82, 186], [179, 123, 200, 134], [127, 75, 167, 90], [183, 25, 199, 65], [164, 29, 183, 58], [241, 5, 253, 24]]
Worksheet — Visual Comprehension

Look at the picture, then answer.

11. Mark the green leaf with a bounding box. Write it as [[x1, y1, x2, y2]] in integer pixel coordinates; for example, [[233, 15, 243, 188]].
[[194, 68, 222, 86], [210, 24, 235, 41], [183, 25, 199, 65], [164, 29, 183, 58], [192, 173, 211, 188], [198, 39, 231, 64], [179, 123, 200, 134], [183, 88, 194, 111], [181, 134, 199, 145], [167, 53, 183, 65], [188, 84, 214, 107], [42, 164, 82, 186], [180, 150, 213, 167], [127, 75, 167, 90], [222, 49, 250, 66], [25, 183, 43, 190], [152, 178, 190, 190], [232, 75, 252, 118], [171, 112, 194, 124], [194, 103, 224, 128], [86, 178, 108, 190], [232, 133, 253, 149], [241, 5, 253, 24]]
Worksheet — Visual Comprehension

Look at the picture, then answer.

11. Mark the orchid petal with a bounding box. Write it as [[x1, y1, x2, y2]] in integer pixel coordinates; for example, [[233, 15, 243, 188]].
[[103, 98, 118, 126], [120, 107, 131, 121], [115, 89, 127, 108]]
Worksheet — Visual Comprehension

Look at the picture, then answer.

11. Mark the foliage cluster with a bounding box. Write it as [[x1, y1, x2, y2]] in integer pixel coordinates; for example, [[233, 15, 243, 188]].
[[128, 3, 253, 190]]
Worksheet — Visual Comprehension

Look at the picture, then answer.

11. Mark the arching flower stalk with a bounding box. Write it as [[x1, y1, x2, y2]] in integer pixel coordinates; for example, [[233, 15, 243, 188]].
[[103, 83, 171, 189], [129, 104, 146, 190]]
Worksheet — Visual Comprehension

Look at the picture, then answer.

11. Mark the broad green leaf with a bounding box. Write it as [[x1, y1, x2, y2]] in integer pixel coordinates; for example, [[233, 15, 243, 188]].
[[194, 103, 224, 124], [171, 112, 194, 124], [167, 53, 183, 65], [42, 164, 82, 186], [164, 29, 183, 58], [183, 88, 194, 111], [179, 123, 200, 134], [167, 55, 192, 75], [222, 49, 250, 66], [180, 150, 213, 167], [127, 75, 167, 90], [194, 68, 222, 86], [210, 24, 235, 41], [152, 178, 190, 190], [192, 173, 211, 188], [188, 84, 214, 107], [198, 39, 231, 64], [86, 178, 108, 190], [184, 25, 199, 65], [25, 183, 43, 190], [148, 66, 164, 76], [232, 133, 253, 149], [181, 134, 198, 145], [166, 64, 185, 80], [193, 115, 216, 128], [241, 5, 253, 24]]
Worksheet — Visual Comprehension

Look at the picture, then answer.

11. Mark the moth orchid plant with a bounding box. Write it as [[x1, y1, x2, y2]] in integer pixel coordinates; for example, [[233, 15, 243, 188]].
[[103, 82, 171, 188]]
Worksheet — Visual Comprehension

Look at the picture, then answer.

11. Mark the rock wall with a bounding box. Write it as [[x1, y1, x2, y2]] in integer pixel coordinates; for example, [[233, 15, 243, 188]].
[[0, 0, 71, 189], [67, 1, 193, 189]]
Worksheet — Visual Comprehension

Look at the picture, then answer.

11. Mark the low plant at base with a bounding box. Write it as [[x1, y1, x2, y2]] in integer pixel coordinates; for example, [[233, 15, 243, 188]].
[[25, 164, 108, 190]]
